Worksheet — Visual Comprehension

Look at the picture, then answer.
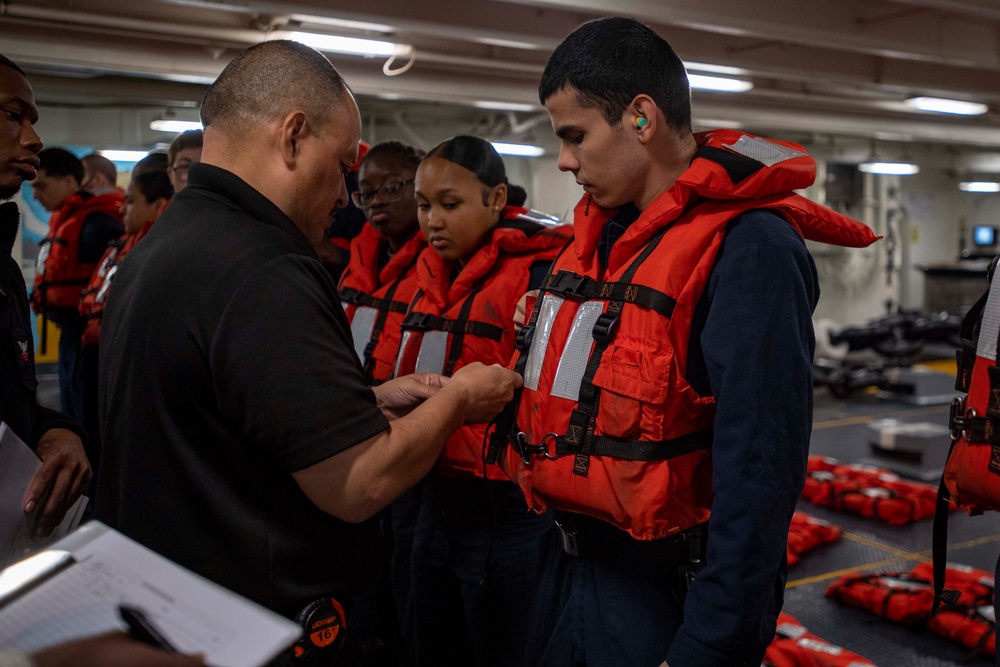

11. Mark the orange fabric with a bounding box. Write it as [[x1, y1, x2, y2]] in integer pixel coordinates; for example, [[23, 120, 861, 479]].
[[79, 218, 153, 348], [802, 457, 946, 525], [764, 612, 877, 667], [786, 512, 842, 567], [395, 208, 571, 480], [945, 346, 1000, 514], [501, 131, 879, 540], [911, 561, 993, 607], [338, 224, 426, 383], [828, 564, 996, 658], [826, 571, 935, 624], [32, 190, 124, 312]]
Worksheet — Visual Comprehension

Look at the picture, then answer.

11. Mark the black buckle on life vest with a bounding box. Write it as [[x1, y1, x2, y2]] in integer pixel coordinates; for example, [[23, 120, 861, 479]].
[[548, 271, 586, 296], [949, 396, 974, 442], [592, 313, 620, 343], [514, 431, 558, 465], [516, 325, 534, 351], [403, 312, 431, 330]]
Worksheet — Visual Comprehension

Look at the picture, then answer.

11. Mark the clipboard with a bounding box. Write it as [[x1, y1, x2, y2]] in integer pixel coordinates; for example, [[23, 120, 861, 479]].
[[0, 522, 302, 667]]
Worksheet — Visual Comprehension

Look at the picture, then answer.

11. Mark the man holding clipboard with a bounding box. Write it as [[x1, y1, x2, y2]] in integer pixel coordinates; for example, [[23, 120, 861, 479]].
[[0, 53, 205, 667]]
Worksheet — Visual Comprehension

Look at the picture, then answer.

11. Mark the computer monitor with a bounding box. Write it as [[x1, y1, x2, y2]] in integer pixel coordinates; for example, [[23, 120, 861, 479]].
[[973, 225, 997, 247]]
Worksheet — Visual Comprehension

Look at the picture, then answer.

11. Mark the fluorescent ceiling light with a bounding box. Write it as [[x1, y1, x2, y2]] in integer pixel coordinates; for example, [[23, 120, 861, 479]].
[[98, 150, 150, 162], [905, 96, 988, 116], [685, 61, 749, 76], [285, 32, 409, 57], [289, 14, 393, 34], [858, 162, 920, 175], [492, 142, 545, 158], [689, 74, 753, 93], [476, 36, 541, 51], [149, 119, 202, 133], [960, 181, 1000, 193], [474, 101, 539, 112]]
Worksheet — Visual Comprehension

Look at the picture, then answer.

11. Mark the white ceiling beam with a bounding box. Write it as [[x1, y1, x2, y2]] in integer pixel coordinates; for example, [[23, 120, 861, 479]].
[[497, 0, 1000, 70]]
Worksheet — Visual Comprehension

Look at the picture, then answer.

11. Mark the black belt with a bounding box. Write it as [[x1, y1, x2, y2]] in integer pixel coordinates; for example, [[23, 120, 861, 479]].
[[553, 511, 706, 567]]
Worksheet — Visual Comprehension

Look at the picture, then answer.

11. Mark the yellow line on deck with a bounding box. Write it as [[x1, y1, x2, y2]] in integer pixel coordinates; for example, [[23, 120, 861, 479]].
[[813, 404, 950, 430], [786, 531, 1000, 588]]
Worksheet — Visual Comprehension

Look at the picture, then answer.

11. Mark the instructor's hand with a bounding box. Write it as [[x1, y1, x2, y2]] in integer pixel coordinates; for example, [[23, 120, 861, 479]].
[[446, 362, 523, 424], [374, 373, 449, 421]]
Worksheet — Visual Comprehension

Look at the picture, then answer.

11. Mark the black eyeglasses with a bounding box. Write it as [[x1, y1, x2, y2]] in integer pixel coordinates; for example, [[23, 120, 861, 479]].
[[352, 179, 415, 207]]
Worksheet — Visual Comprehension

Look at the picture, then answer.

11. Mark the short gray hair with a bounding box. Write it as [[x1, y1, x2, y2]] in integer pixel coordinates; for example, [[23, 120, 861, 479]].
[[201, 40, 348, 133]]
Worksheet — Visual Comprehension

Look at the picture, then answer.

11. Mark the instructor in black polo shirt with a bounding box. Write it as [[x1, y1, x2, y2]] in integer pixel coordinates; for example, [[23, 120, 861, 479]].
[[96, 39, 521, 641]]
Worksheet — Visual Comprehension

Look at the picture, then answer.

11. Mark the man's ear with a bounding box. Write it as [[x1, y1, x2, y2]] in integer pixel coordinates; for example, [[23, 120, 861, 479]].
[[278, 110, 309, 168], [628, 94, 660, 144]]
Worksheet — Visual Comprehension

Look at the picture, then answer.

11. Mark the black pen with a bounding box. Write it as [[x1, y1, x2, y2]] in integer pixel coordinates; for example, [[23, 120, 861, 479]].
[[119, 604, 179, 654]]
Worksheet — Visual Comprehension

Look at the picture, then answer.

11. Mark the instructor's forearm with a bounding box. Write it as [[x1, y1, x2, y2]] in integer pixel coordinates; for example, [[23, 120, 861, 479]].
[[293, 382, 469, 523]]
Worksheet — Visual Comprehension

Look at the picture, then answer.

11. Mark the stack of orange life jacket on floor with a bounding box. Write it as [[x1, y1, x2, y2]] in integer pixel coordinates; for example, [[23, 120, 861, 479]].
[[826, 563, 995, 659], [802, 456, 946, 525], [762, 612, 878, 667], [786, 512, 842, 567]]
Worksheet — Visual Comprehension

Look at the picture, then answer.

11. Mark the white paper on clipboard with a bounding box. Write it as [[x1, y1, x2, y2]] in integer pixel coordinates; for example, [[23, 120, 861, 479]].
[[0, 522, 301, 667]]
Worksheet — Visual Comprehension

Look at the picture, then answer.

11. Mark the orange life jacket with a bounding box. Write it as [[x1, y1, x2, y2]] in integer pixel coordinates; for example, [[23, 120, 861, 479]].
[[394, 208, 571, 480], [786, 512, 842, 567], [32, 190, 124, 312], [935, 271, 1000, 612], [338, 224, 426, 384], [79, 219, 153, 348], [764, 612, 878, 667], [829, 564, 996, 659], [827, 571, 936, 625], [493, 130, 879, 540], [802, 458, 943, 525]]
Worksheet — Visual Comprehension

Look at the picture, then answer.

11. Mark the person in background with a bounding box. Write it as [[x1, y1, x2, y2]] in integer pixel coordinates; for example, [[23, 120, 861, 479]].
[[167, 129, 202, 193], [496, 17, 878, 667], [96, 41, 520, 664], [80, 154, 121, 196], [505, 183, 528, 208], [394, 135, 570, 667], [338, 140, 426, 663], [320, 141, 369, 282], [0, 47, 204, 667], [29, 148, 123, 426], [340, 140, 425, 384], [78, 170, 172, 498], [132, 151, 169, 178]]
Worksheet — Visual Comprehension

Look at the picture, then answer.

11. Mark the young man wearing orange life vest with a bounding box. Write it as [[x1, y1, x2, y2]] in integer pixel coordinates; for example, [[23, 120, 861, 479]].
[[491, 18, 879, 667], [395, 135, 570, 667], [29, 148, 124, 424]]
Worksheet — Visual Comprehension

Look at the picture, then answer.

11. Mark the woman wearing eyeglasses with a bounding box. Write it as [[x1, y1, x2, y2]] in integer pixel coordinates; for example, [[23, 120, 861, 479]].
[[336, 140, 426, 664], [394, 136, 570, 667], [338, 140, 426, 385]]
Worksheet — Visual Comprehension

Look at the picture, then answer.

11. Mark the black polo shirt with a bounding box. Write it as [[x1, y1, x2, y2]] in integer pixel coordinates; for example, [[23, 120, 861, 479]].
[[96, 164, 389, 617]]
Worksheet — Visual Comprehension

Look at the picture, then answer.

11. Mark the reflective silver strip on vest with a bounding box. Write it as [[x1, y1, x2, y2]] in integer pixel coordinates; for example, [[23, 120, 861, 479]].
[[350, 306, 378, 363], [94, 265, 118, 304], [523, 295, 565, 391], [341, 301, 349, 312], [394, 331, 413, 378], [551, 300, 605, 401], [415, 330, 449, 375], [977, 283, 1000, 361], [722, 135, 807, 167]]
